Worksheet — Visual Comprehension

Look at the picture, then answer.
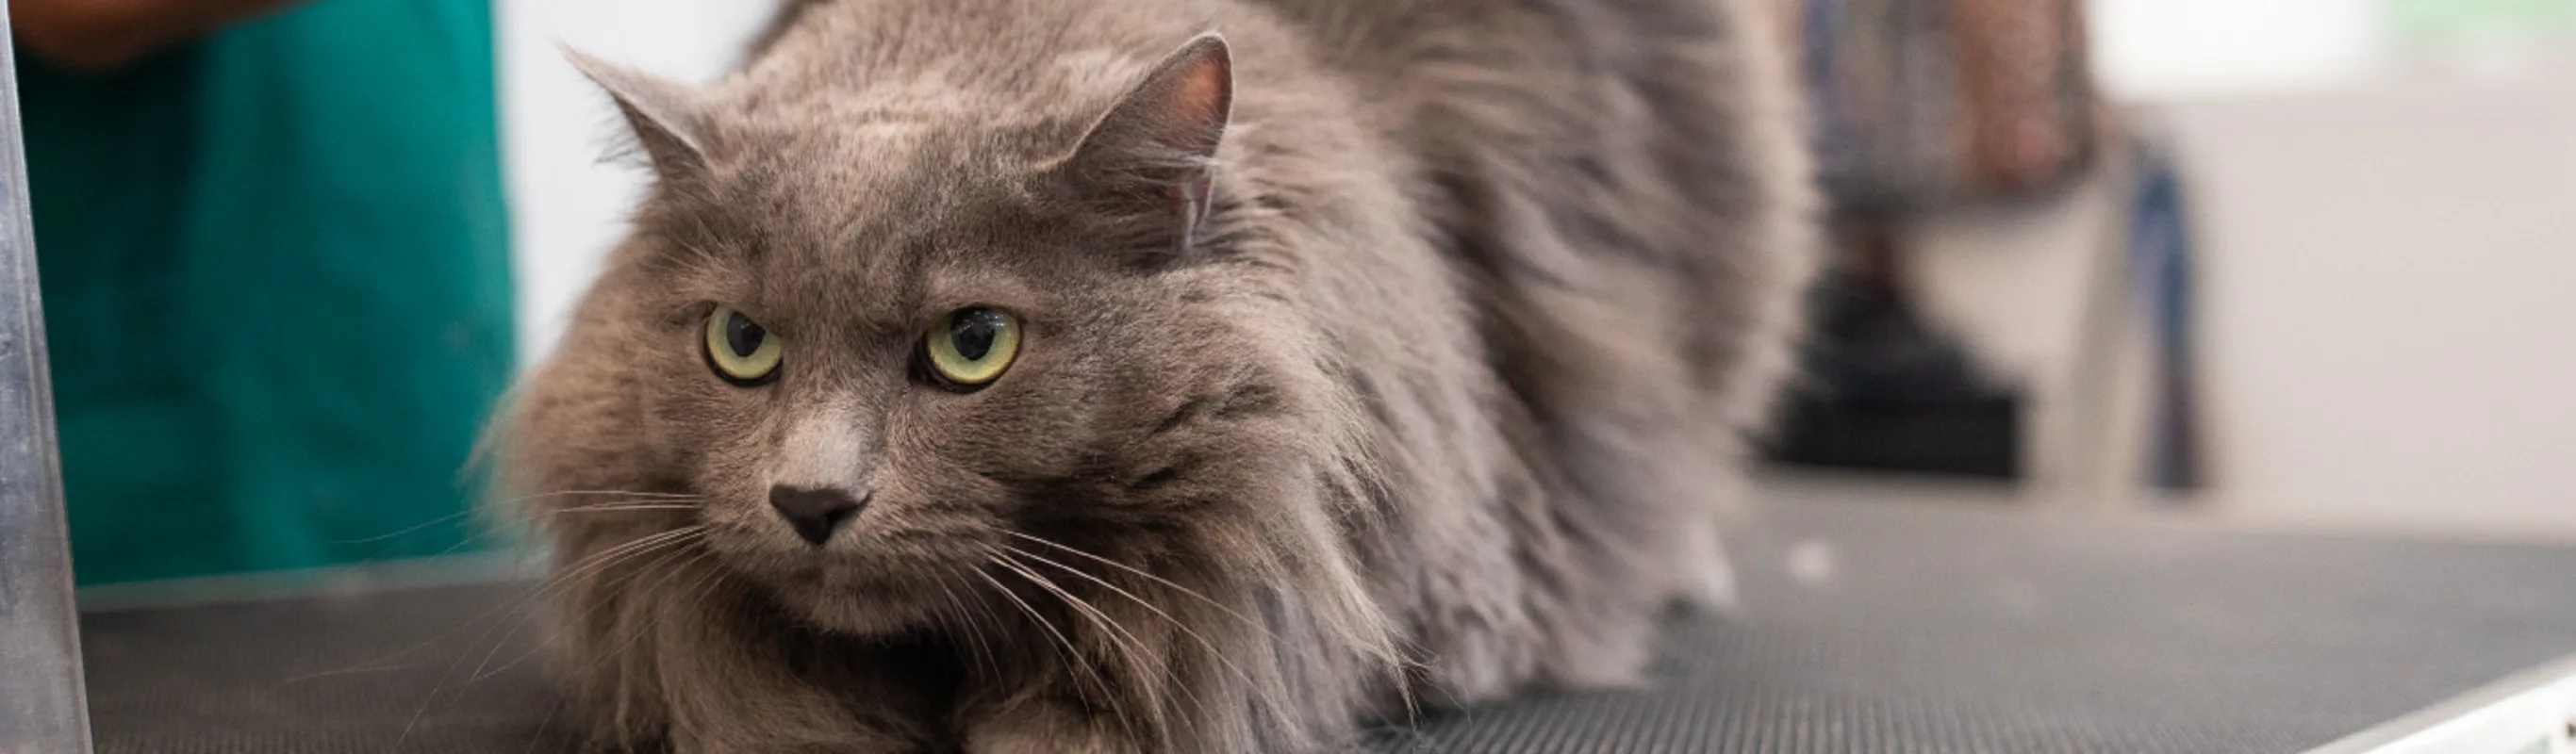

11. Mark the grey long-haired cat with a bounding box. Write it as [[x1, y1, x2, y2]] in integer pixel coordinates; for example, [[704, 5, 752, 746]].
[[496, 0, 1814, 750]]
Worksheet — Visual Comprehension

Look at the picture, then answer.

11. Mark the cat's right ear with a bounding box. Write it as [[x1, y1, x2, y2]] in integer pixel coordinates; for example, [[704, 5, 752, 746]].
[[563, 48, 709, 180], [1062, 34, 1233, 253]]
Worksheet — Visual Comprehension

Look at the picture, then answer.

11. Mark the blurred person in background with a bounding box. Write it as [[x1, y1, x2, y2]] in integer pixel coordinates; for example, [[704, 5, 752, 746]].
[[11, 0, 512, 584]]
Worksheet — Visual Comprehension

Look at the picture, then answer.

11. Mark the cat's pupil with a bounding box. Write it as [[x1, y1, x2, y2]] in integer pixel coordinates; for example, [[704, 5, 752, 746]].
[[725, 314, 766, 357], [950, 313, 996, 362]]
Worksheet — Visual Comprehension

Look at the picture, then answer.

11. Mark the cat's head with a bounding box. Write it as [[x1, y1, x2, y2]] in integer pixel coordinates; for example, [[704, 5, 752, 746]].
[[511, 35, 1342, 635]]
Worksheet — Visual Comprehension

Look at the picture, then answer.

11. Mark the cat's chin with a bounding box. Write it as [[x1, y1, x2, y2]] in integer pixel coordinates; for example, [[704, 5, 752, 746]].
[[769, 586, 948, 636], [700, 527, 983, 636], [742, 564, 958, 636]]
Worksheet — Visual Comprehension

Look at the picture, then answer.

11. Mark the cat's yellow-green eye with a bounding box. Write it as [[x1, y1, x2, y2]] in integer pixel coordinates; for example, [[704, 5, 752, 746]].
[[704, 305, 783, 386], [924, 307, 1020, 389]]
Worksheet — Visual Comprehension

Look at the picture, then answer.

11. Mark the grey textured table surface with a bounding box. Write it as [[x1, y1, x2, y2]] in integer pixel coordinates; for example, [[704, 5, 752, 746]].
[[79, 492, 2576, 753]]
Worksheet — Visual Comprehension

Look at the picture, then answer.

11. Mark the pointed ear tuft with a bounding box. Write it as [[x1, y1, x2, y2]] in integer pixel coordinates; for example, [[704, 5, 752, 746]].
[[1066, 34, 1234, 248], [562, 47, 709, 179]]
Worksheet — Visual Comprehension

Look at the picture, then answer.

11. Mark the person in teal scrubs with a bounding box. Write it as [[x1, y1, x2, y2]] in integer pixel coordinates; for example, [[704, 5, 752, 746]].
[[13, 0, 513, 584]]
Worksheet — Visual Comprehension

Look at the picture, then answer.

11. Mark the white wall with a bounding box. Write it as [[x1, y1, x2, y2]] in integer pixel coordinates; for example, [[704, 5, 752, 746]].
[[2159, 75, 2576, 525], [2086, 0, 2390, 102], [1906, 5, 2576, 526], [498, 0, 784, 365], [1909, 73, 2576, 528]]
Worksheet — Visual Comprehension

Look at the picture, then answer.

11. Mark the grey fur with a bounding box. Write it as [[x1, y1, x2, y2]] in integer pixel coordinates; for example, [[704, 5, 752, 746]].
[[493, 0, 1817, 751]]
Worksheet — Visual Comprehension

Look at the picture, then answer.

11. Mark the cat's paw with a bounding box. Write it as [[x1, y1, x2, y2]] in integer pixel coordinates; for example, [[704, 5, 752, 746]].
[[668, 729, 928, 754], [671, 743, 923, 754], [961, 703, 1141, 754]]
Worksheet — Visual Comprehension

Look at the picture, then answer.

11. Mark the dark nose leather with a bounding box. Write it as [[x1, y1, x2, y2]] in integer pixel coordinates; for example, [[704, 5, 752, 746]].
[[768, 484, 867, 547]]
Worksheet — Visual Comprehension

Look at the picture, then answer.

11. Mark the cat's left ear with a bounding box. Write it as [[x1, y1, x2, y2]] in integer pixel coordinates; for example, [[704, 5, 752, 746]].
[[562, 47, 710, 182], [1065, 33, 1233, 249]]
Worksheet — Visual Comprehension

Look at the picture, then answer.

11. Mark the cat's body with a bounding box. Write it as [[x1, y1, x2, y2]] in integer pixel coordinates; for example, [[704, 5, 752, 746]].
[[499, 0, 1814, 751]]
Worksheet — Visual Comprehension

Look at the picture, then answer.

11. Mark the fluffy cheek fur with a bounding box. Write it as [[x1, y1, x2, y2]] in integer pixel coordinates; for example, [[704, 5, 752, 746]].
[[936, 277, 1403, 750]]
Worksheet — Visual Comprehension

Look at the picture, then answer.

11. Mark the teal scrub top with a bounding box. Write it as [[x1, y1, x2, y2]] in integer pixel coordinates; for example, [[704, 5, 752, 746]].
[[18, 0, 514, 584]]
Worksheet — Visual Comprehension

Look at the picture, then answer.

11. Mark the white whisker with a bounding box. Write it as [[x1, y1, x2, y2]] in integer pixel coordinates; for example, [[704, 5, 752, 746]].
[[990, 553, 1163, 744], [471, 533, 701, 682], [494, 489, 706, 505], [934, 562, 999, 680], [999, 530, 1274, 640], [546, 503, 702, 515], [972, 564, 1124, 726], [1004, 543, 1273, 728]]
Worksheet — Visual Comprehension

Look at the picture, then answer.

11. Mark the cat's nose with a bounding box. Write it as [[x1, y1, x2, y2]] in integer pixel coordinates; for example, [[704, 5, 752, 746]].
[[767, 484, 868, 547]]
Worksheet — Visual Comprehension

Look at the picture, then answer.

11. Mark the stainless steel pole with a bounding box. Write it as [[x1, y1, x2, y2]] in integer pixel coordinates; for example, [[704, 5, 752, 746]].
[[0, 1, 98, 750]]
